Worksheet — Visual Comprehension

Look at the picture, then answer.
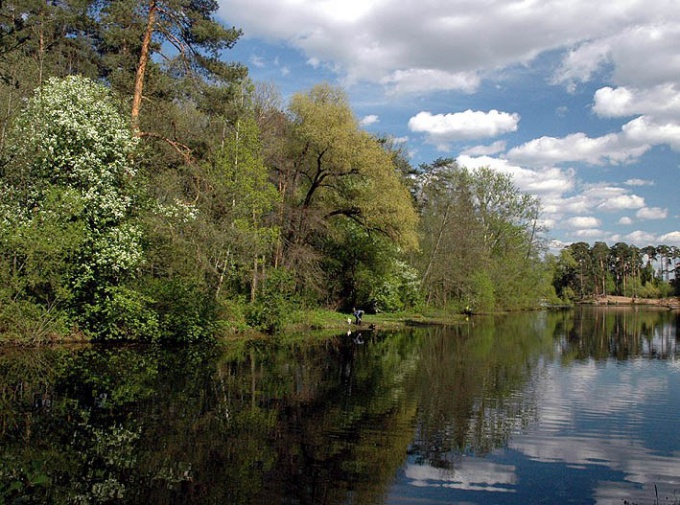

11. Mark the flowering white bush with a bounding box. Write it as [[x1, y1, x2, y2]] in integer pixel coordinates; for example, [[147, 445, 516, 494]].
[[2, 76, 145, 336], [156, 198, 199, 222], [12, 76, 138, 227]]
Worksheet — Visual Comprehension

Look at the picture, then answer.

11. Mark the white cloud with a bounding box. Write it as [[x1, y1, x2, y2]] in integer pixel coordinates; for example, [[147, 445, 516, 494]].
[[622, 116, 680, 151], [559, 185, 646, 217], [636, 207, 668, 220], [460, 141, 507, 156], [625, 179, 654, 187], [597, 194, 645, 211], [507, 130, 651, 166], [619, 216, 633, 225], [571, 229, 606, 238], [658, 231, 680, 245], [566, 216, 601, 229], [507, 111, 680, 166], [220, 0, 680, 94], [593, 85, 680, 119], [409, 110, 519, 147], [455, 156, 575, 200], [360, 114, 380, 126], [250, 55, 265, 68], [623, 230, 658, 245], [382, 69, 480, 94], [551, 39, 611, 91], [552, 21, 680, 91]]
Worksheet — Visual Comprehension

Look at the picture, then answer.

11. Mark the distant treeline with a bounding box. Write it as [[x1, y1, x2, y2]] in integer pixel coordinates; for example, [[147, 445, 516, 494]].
[[551, 242, 679, 301]]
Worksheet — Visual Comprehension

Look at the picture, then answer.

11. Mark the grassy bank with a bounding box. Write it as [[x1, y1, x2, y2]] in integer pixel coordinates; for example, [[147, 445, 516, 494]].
[[282, 308, 471, 333]]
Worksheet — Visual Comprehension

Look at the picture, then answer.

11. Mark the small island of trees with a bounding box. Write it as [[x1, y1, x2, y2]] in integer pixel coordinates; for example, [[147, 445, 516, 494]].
[[0, 2, 676, 344]]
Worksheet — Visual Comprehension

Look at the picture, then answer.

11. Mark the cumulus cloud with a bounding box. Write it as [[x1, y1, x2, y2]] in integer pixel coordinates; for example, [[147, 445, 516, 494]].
[[552, 22, 680, 90], [636, 207, 668, 220], [566, 216, 601, 229], [593, 85, 680, 119], [619, 216, 634, 225], [220, 0, 678, 94], [625, 179, 654, 187], [360, 114, 380, 126], [622, 230, 659, 244], [507, 111, 680, 166], [506, 130, 652, 166], [456, 156, 574, 200], [572, 229, 606, 239], [622, 116, 680, 151], [597, 194, 645, 211], [658, 231, 680, 245], [382, 69, 480, 94], [577, 185, 646, 213], [408, 110, 519, 147]]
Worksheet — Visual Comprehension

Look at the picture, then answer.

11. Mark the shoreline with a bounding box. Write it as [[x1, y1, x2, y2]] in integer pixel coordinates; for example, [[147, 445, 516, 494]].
[[4, 301, 679, 346], [580, 295, 680, 309]]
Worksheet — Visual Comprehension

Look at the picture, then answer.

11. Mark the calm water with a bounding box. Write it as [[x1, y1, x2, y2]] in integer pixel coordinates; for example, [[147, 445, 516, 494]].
[[1, 307, 679, 504]]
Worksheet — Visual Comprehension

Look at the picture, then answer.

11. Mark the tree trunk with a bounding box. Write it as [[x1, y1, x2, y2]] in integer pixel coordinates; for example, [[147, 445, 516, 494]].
[[422, 203, 450, 285], [131, 1, 158, 128], [251, 256, 258, 303]]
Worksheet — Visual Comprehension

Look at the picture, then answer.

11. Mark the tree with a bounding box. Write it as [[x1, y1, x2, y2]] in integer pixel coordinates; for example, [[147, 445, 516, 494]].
[[202, 112, 280, 302], [591, 241, 610, 297], [413, 160, 484, 307], [552, 248, 579, 301], [609, 242, 641, 296], [97, 0, 247, 126], [1, 75, 148, 339], [463, 166, 546, 309], [0, 0, 247, 161], [0, 0, 99, 156], [413, 162, 547, 311], [276, 84, 418, 299]]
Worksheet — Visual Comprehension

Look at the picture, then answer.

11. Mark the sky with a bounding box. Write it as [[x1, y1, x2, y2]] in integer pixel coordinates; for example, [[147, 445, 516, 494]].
[[216, 0, 680, 250]]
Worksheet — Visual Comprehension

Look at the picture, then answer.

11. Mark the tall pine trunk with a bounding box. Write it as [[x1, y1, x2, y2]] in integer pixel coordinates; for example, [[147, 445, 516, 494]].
[[131, 1, 157, 127]]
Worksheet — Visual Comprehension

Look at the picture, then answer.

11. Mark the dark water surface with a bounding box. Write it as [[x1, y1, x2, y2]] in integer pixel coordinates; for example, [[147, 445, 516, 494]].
[[1, 307, 679, 504]]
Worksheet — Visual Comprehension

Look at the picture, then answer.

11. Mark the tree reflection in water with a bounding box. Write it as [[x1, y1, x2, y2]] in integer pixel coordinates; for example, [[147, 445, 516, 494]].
[[1, 307, 678, 504]]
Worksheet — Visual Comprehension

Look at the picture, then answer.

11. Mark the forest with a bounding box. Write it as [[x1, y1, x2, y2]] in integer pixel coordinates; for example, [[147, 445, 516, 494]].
[[0, 1, 676, 343]]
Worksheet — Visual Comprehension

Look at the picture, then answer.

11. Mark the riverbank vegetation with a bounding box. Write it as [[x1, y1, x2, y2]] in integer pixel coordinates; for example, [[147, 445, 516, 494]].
[[0, 3, 677, 344], [551, 242, 680, 302]]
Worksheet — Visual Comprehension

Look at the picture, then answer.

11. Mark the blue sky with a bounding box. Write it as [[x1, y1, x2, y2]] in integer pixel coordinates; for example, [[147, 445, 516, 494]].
[[216, 0, 680, 249]]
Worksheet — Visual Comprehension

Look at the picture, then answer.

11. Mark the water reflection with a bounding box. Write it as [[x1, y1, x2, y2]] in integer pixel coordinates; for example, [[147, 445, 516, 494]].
[[402, 308, 680, 505], [1, 307, 679, 504], [556, 306, 680, 361]]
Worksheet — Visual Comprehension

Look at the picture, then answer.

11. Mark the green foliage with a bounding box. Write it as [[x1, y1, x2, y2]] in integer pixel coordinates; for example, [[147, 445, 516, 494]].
[[414, 161, 545, 311], [0, 185, 86, 309], [1, 75, 143, 341], [246, 268, 297, 333], [279, 84, 419, 298], [370, 260, 423, 312], [81, 286, 161, 342], [551, 241, 677, 300], [143, 278, 217, 343], [469, 270, 496, 313], [0, 299, 71, 344]]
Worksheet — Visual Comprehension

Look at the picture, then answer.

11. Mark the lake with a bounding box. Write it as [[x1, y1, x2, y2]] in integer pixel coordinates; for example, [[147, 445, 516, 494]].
[[1, 306, 678, 504]]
